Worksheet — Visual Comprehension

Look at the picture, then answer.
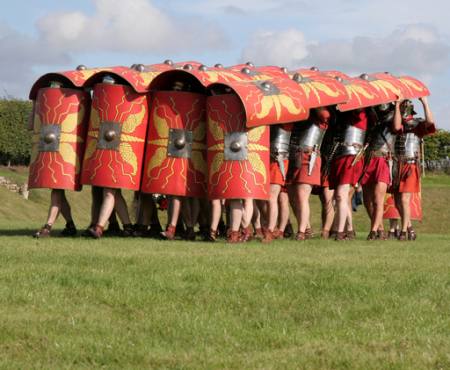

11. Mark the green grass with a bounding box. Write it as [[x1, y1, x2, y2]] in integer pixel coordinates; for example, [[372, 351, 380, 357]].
[[1, 168, 450, 369], [0, 236, 450, 369]]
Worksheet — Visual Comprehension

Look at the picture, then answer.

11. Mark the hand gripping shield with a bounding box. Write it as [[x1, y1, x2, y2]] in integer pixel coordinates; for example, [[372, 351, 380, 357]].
[[207, 93, 270, 200], [28, 87, 89, 190], [81, 83, 149, 190], [141, 91, 207, 197]]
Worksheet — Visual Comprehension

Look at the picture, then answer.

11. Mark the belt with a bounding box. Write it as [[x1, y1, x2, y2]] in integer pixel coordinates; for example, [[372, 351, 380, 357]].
[[370, 149, 390, 158]]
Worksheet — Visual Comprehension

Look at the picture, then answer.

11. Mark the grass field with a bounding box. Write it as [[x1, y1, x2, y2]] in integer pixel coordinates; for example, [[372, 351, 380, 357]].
[[0, 167, 450, 369]]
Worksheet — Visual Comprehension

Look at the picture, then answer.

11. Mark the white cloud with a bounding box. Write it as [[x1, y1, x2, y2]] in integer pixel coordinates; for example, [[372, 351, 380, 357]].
[[0, 24, 70, 97], [36, 0, 228, 54], [241, 24, 450, 77], [239, 24, 450, 128], [241, 29, 308, 67]]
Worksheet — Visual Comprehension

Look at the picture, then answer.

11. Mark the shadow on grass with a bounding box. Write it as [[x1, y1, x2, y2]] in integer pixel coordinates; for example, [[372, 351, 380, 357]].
[[0, 228, 82, 237]]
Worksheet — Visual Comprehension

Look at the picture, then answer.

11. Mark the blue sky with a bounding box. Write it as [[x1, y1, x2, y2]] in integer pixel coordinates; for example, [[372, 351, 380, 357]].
[[1, 0, 449, 128]]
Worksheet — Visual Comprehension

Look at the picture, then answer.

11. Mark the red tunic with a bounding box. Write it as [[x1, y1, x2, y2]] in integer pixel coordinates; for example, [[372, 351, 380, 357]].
[[329, 109, 371, 189], [360, 156, 391, 186], [291, 153, 322, 186], [270, 159, 289, 185], [291, 119, 328, 186], [398, 162, 420, 193], [395, 118, 435, 193]]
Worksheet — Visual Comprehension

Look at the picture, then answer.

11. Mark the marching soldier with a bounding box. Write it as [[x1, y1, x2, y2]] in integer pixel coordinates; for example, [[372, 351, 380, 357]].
[[360, 104, 396, 240], [262, 123, 293, 242], [392, 97, 435, 240], [29, 81, 90, 238], [289, 107, 332, 240], [329, 108, 376, 240]]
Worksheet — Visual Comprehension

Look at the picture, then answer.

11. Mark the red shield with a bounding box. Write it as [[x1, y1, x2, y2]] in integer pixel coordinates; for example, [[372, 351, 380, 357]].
[[210, 77, 309, 128], [141, 91, 207, 197], [81, 83, 149, 190], [289, 69, 349, 108], [28, 87, 89, 190], [207, 94, 270, 200], [29, 68, 102, 99], [397, 76, 430, 99], [383, 192, 423, 221], [323, 72, 388, 111]]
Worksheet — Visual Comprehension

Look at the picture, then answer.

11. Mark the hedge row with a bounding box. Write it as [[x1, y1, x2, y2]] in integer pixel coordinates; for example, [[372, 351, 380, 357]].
[[0, 99, 32, 165]]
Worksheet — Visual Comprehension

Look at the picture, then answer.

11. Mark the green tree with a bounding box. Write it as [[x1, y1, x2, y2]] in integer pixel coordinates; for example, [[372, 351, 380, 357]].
[[0, 99, 33, 165], [424, 129, 450, 161]]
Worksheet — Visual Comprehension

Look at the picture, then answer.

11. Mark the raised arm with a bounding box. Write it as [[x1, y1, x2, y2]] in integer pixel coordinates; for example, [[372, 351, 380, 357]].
[[393, 100, 403, 132], [419, 96, 435, 128]]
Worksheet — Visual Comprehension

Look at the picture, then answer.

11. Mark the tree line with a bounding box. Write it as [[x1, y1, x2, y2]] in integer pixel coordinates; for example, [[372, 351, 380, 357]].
[[0, 98, 449, 166]]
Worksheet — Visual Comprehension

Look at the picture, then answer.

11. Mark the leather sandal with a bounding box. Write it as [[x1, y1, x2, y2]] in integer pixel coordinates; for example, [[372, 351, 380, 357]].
[[335, 232, 348, 241], [34, 224, 52, 238], [88, 224, 104, 239], [161, 224, 176, 240], [305, 228, 314, 240], [346, 230, 356, 240], [227, 230, 241, 244], [407, 226, 417, 241], [262, 229, 274, 243], [367, 231, 378, 241]]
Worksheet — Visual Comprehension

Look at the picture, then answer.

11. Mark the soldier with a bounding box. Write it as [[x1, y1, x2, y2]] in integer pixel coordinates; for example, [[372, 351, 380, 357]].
[[29, 81, 89, 238], [329, 108, 376, 241], [81, 74, 149, 239], [141, 78, 207, 241], [262, 123, 293, 242], [392, 97, 435, 240], [289, 107, 332, 240], [360, 103, 396, 240], [317, 114, 338, 239]]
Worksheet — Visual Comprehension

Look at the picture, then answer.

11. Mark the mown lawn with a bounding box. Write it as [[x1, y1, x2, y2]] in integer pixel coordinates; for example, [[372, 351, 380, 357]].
[[0, 168, 450, 369], [0, 235, 450, 369]]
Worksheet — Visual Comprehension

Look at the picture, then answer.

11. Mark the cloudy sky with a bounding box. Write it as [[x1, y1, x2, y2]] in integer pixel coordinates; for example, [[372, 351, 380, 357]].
[[1, 0, 449, 128]]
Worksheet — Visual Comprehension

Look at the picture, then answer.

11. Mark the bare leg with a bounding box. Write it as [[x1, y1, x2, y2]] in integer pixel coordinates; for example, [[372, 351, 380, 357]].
[[345, 187, 355, 233], [252, 201, 262, 230], [400, 192, 412, 232], [229, 200, 243, 232], [277, 190, 290, 233], [160, 196, 182, 240], [372, 182, 388, 232], [97, 188, 116, 228], [242, 198, 254, 229], [210, 199, 222, 231], [296, 184, 313, 233], [267, 184, 281, 232], [320, 187, 335, 235], [335, 184, 351, 234], [45, 189, 63, 226], [169, 196, 182, 228]]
